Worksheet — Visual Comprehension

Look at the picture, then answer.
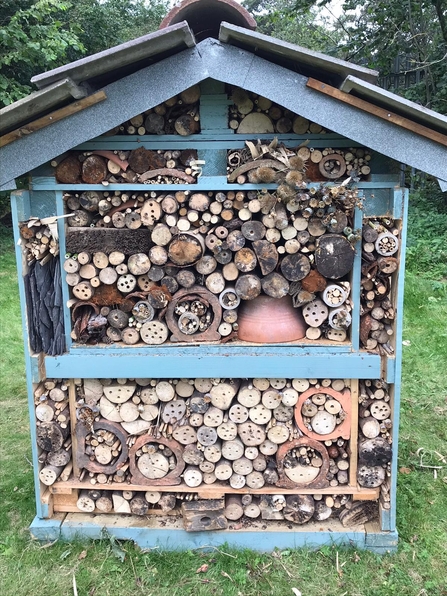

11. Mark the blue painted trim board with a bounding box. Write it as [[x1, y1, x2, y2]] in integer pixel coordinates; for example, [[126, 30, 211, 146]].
[[31, 179, 398, 192], [75, 132, 364, 147], [29, 514, 398, 553], [30, 516, 64, 542], [44, 351, 382, 379], [10, 191, 44, 518], [385, 188, 409, 532]]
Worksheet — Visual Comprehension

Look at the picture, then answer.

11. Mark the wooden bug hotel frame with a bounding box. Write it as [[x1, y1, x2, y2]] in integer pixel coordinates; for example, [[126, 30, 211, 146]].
[[2, 0, 446, 554]]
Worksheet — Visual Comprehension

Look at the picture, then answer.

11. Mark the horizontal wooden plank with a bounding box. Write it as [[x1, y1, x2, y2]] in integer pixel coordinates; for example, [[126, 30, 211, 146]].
[[51, 479, 380, 500], [45, 350, 382, 379], [0, 91, 107, 148], [307, 78, 447, 148], [30, 178, 396, 191], [75, 132, 360, 148], [0, 77, 87, 135]]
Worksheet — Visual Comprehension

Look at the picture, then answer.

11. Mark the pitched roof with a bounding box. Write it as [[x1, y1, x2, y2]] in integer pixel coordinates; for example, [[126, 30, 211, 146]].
[[1, 19, 446, 191]]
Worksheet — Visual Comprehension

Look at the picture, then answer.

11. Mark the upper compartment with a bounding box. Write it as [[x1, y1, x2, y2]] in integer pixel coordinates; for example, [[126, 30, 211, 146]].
[[52, 83, 373, 352]]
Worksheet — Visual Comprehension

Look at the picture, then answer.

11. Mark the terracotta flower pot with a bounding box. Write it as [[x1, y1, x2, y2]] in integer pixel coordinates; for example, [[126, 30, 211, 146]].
[[237, 295, 306, 343]]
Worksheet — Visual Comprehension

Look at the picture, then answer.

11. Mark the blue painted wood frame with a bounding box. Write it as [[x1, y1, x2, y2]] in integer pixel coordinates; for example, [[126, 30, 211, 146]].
[[31, 178, 400, 192], [10, 190, 44, 518], [15, 84, 406, 549], [29, 514, 398, 553], [384, 188, 409, 532], [44, 349, 382, 379]]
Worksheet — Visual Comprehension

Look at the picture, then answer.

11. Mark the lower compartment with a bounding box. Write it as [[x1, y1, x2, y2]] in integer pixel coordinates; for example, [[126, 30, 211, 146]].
[[30, 513, 398, 553]]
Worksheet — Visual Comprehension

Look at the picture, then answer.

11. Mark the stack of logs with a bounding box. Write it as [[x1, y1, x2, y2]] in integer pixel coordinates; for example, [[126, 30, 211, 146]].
[[20, 218, 59, 265], [229, 87, 328, 136], [227, 140, 371, 183], [360, 218, 399, 354], [32, 376, 389, 529], [63, 180, 359, 345], [35, 380, 73, 486], [73, 377, 352, 491], [357, 379, 392, 493], [54, 147, 199, 186], [75, 488, 377, 530], [103, 85, 201, 136]]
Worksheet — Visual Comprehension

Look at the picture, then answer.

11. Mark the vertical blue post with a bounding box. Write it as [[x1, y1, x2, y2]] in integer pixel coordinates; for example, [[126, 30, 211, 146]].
[[383, 187, 409, 531], [10, 190, 45, 519], [198, 80, 230, 175]]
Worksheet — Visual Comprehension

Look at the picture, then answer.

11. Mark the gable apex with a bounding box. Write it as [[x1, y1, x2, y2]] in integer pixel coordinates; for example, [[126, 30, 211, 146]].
[[1, 38, 446, 190]]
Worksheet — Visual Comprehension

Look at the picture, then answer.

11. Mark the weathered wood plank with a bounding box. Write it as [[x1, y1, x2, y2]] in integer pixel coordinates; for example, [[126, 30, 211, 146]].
[[0, 91, 107, 148], [306, 78, 447, 148]]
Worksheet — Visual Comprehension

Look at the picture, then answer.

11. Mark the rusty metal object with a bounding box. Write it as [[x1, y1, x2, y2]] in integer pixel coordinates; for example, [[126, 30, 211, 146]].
[[76, 419, 128, 474], [295, 387, 351, 441], [276, 437, 330, 489], [166, 286, 222, 342], [129, 434, 185, 486]]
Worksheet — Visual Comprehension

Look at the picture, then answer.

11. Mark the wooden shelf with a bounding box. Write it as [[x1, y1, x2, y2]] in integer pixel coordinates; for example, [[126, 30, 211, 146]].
[[50, 479, 379, 501], [45, 349, 381, 379]]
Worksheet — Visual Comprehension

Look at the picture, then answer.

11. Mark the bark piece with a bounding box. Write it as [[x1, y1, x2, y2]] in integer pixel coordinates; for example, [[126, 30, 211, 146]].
[[82, 155, 107, 184], [55, 155, 81, 183], [129, 147, 164, 173], [252, 240, 279, 275], [65, 228, 151, 255]]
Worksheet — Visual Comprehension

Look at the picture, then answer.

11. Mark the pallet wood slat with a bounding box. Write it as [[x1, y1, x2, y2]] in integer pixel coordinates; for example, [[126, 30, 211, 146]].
[[0, 91, 107, 148], [306, 78, 447, 148]]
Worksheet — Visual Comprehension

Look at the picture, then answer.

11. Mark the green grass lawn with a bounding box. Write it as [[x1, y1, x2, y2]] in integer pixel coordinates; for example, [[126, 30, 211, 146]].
[[0, 227, 446, 596]]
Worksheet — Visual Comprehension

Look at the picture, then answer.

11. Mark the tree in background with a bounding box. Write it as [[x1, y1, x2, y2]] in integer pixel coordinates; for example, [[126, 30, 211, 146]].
[[0, 0, 170, 220], [243, 0, 343, 53], [0, 0, 169, 108], [244, 0, 446, 114], [64, 0, 169, 61], [0, 0, 84, 106]]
